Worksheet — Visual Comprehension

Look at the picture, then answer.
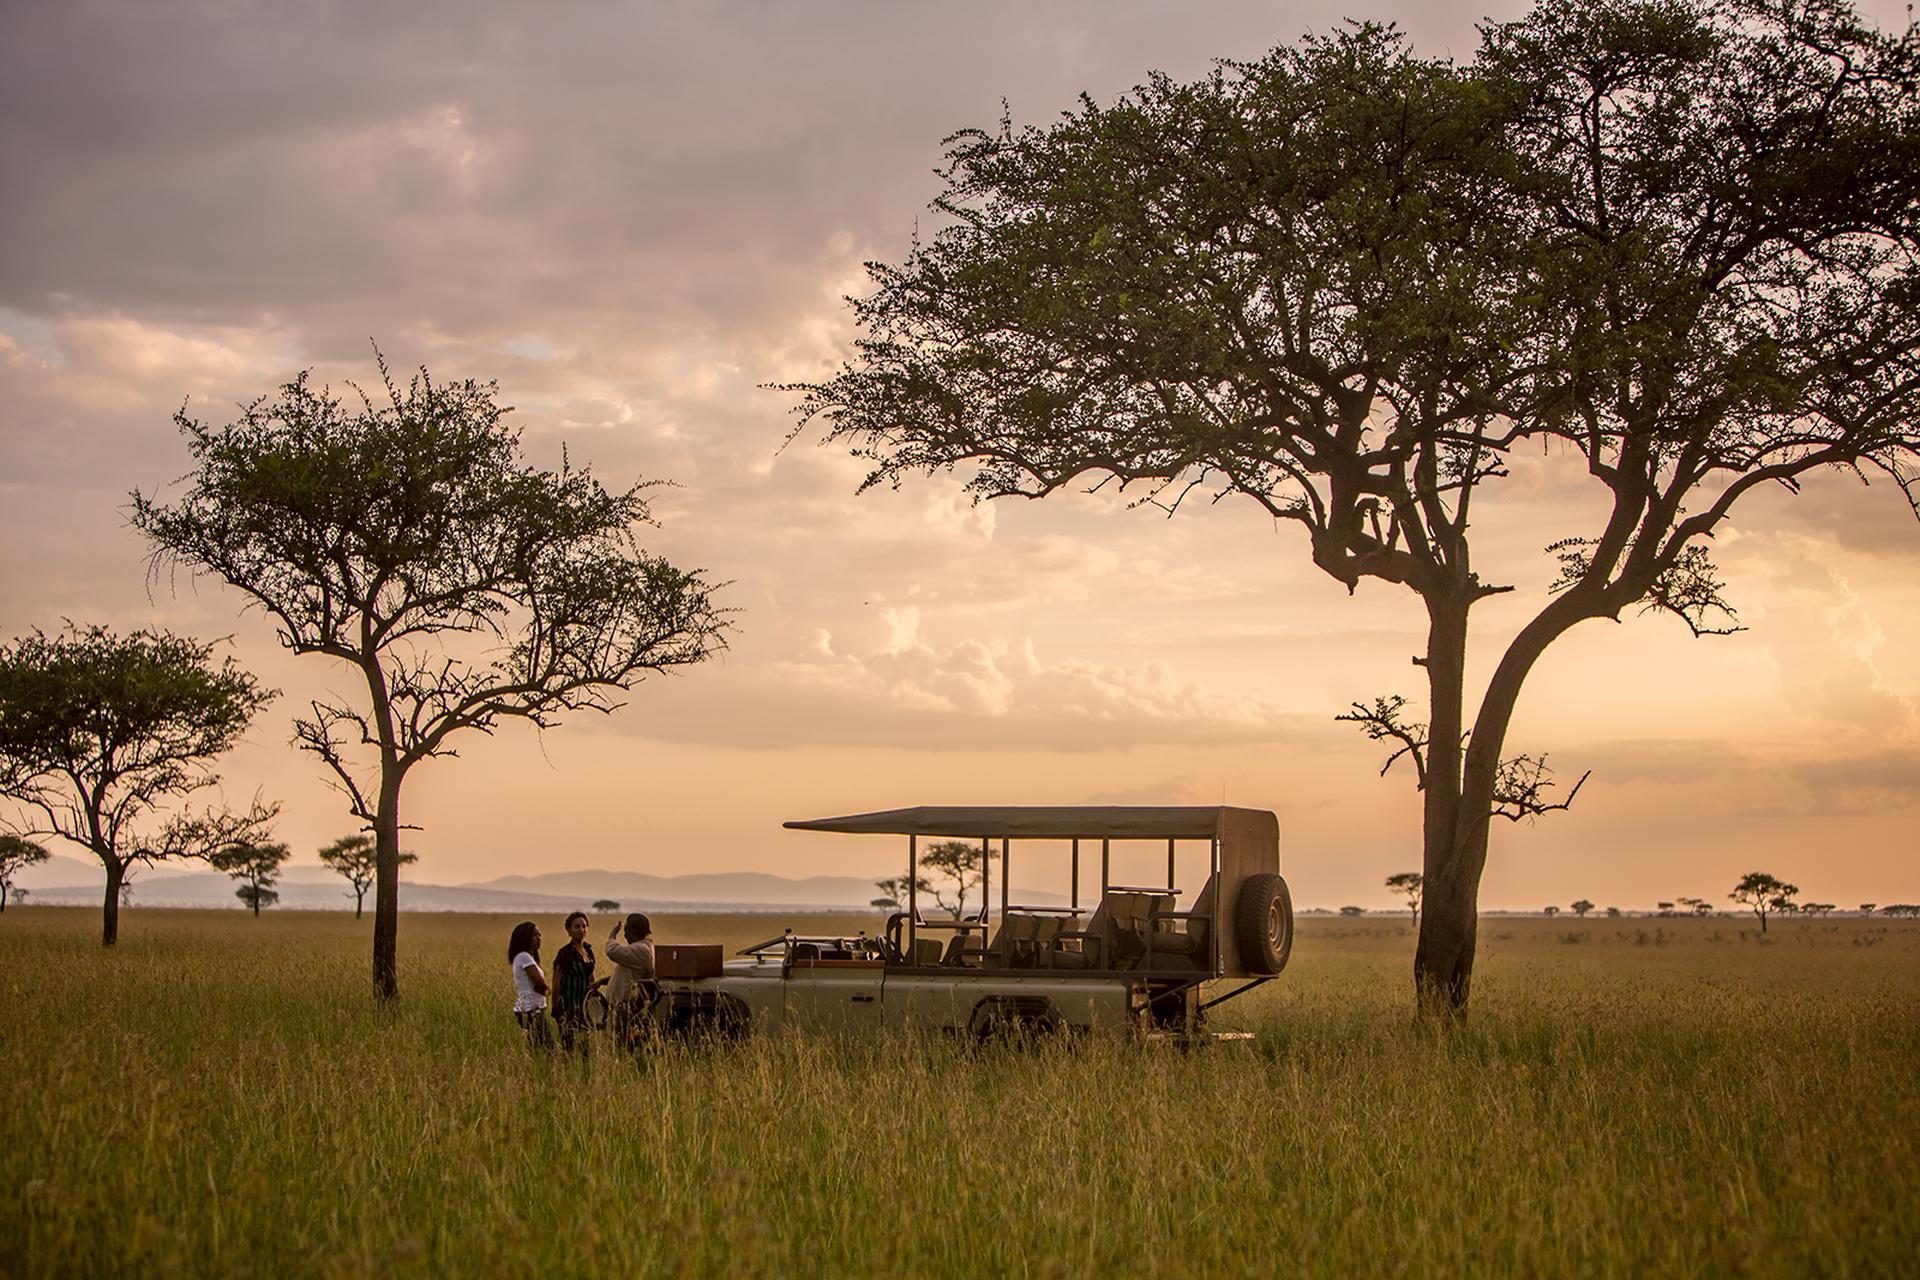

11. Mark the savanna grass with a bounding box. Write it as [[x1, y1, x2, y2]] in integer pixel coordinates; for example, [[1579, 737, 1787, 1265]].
[[2, 909, 1914, 1277]]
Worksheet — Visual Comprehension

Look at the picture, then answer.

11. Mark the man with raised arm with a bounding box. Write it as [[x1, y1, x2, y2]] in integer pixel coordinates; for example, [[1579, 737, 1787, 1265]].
[[604, 912, 656, 1045]]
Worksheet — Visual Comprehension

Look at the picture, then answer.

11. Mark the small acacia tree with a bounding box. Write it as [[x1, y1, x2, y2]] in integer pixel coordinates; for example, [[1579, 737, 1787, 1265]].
[[317, 834, 415, 919], [0, 626, 276, 945], [133, 354, 728, 1000], [0, 834, 49, 912], [0, 836, 48, 917], [1730, 871, 1798, 933], [1386, 872, 1424, 926], [213, 840, 290, 916], [1571, 899, 1594, 918], [789, 1, 1920, 1013], [872, 873, 930, 911], [592, 899, 620, 913], [919, 839, 994, 918]]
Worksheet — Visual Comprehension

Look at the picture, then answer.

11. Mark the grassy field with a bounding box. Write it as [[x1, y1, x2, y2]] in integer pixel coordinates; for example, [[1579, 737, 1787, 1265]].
[[1, 908, 1914, 1278]]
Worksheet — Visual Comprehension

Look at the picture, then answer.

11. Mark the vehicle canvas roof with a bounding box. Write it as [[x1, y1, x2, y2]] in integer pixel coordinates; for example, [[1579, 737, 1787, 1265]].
[[783, 805, 1271, 841]]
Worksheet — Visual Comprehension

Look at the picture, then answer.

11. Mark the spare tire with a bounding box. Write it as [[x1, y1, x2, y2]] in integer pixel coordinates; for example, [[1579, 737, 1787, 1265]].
[[1234, 873, 1293, 974]]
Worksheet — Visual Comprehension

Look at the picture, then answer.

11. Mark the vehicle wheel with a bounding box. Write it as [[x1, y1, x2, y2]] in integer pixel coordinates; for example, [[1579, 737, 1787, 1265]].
[[968, 996, 1062, 1042], [1234, 873, 1293, 974]]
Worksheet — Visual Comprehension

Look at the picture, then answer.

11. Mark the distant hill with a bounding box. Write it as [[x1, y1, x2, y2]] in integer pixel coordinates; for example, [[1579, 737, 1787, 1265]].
[[468, 869, 1068, 910], [12, 861, 1066, 913]]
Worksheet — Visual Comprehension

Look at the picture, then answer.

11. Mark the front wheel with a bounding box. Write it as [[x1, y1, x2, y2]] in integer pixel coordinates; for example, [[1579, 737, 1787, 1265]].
[[1234, 873, 1293, 974]]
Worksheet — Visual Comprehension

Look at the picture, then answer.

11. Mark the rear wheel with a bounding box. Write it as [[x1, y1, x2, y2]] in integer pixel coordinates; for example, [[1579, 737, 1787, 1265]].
[[1234, 873, 1293, 974]]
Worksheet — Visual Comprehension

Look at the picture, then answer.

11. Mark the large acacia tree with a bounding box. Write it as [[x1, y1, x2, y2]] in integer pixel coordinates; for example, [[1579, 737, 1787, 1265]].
[[0, 626, 276, 944], [790, 0, 1920, 1012], [134, 355, 728, 1000]]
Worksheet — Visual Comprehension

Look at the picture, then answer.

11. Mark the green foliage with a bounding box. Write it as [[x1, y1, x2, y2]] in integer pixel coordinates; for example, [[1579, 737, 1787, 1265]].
[[0, 625, 276, 941], [0, 910, 1914, 1275], [788, 0, 1920, 1005], [131, 352, 729, 994]]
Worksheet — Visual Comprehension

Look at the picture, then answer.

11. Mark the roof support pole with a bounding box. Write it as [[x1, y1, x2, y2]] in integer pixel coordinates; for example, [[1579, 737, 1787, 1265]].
[[907, 834, 917, 958], [1070, 839, 1080, 910], [1000, 837, 1009, 920], [1101, 838, 1112, 972], [979, 835, 990, 924], [1167, 837, 1176, 892], [1210, 836, 1220, 976]]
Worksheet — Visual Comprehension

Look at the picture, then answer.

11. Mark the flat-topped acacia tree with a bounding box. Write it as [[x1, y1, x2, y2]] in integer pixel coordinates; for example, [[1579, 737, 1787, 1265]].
[[790, 0, 1920, 1013], [0, 625, 276, 944], [134, 355, 728, 1000], [318, 833, 414, 919]]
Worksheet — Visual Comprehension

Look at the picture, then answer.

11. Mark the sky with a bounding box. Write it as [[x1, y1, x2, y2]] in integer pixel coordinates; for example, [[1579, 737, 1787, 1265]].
[[1, 0, 1916, 912]]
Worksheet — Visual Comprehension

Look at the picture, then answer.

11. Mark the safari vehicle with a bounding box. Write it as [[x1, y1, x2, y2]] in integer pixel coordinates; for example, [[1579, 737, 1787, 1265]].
[[638, 806, 1294, 1040]]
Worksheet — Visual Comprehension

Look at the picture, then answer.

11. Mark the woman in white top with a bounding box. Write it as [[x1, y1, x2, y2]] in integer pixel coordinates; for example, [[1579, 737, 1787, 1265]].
[[506, 920, 554, 1050]]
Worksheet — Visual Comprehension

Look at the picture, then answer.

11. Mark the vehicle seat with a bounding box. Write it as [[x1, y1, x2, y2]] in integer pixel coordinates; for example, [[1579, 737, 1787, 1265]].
[[1049, 899, 1111, 969], [994, 914, 1038, 968], [1028, 915, 1066, 968], [1150, 876, 1216, 958], [911, 938, 943, 966]]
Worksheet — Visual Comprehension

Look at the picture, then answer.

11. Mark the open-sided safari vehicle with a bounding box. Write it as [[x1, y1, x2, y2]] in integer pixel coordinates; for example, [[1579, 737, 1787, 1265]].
[[635, 806, 1293, 1041]]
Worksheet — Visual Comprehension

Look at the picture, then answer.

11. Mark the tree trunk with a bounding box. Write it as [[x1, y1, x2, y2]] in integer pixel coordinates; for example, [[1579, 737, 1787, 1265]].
[[1413, 593, 1474, 1015], [355, 886, 365, 920], [251, 885, 261, 918], [102, 857, 123, 947], [372, 770, 403, 1001]]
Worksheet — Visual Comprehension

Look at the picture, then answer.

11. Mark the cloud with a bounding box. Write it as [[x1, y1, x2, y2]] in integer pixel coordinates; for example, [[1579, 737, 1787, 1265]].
[[599, 625, 1316, 752]]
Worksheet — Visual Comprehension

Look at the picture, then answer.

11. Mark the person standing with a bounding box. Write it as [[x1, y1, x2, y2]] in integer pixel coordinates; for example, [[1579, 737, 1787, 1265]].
[[507, 920, 553, 1050], [604, 912, 656, 1046], [550, 910, 597, 1053]]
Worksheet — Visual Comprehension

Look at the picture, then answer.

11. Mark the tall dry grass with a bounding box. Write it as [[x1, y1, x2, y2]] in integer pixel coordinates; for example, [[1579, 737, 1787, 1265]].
[[1, 909, 1913, 1277]]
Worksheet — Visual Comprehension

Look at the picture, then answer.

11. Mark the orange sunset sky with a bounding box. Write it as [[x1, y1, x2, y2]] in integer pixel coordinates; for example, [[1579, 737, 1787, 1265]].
[[2, 0, 1915, 912]]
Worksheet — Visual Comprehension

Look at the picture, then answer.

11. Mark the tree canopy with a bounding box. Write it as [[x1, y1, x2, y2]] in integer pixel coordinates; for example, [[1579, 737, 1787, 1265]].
[[211, 839, 291, 917], [317, 834, 414, 920], [0, 834, 48, 911], [133, 353, 728, 997], [1730, 870, 1799, 931], [0, 625, 276, 944], [790, 0, 1920, 1011]]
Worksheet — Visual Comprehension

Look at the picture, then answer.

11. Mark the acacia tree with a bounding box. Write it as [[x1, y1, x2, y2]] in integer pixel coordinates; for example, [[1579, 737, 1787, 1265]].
[[0, 626, 276, 944], [212, 840, 291, 916], [317, 834, 415, 919], [1571, 899, 1594, 918], [1730, 871, 1798, 932], [1386, 872, 1424, 926], [790, 1, 1920, 1012], [872, 841, 996, 917], [133, 355, 728, 1000], [919, 839, 995, 918], [871, 872, 930, 911], [0, 834, 48, 911]]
